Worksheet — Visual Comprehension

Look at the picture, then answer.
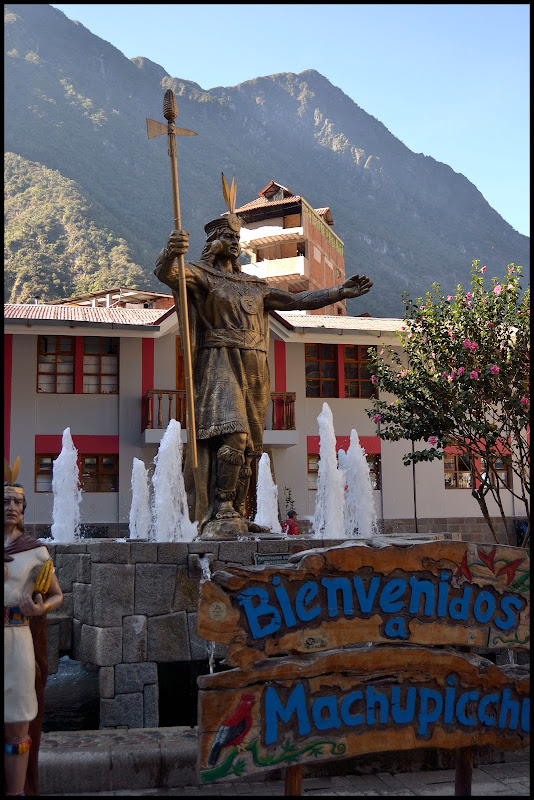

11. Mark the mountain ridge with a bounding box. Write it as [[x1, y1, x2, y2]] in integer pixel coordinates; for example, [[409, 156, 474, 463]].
[[4, 4, 529, 312]]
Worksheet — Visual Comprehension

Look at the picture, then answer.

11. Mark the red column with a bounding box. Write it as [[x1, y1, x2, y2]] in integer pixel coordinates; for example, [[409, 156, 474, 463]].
[[274, 340, 286, 392], [4, 334, 13, 460], [142, 339, 155, 430], [74, 337, 84, 394], [337, 344, 345, 398]]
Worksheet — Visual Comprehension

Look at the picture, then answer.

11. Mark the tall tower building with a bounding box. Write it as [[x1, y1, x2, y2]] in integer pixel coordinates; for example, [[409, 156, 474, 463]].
[[236, 180, 346, 315]]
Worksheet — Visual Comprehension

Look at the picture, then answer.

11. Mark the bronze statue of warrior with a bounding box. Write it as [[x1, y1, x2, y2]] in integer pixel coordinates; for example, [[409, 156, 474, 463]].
[[155, 179, 372, 537]]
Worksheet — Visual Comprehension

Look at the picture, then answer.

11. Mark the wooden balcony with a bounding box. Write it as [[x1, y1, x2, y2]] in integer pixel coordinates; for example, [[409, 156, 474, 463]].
[[143, 390, 296, 432]]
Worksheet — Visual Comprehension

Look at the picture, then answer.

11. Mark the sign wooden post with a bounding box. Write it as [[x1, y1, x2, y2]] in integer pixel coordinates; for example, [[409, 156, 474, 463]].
[[196, 541, 529, 794]]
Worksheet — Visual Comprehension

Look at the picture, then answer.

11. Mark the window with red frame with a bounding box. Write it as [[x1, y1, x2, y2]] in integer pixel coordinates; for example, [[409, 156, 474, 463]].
[[37, 335, 75, 393], [343, 345, 375, 398], [83, 337, 119, 394], [444, 453, 473, 489], [80, 454, 119, 492], [308, 453, 381, 490], [35, 453, 118, 492], [305, 344, 337, 397]]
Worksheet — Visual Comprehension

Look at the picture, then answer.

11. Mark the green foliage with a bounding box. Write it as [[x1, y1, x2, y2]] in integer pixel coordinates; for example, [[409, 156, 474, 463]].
[[366, 261, 530, 543], [4, 153, 148, 302]]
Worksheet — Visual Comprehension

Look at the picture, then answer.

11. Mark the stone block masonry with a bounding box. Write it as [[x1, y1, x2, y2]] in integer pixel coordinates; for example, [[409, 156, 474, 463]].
[[46, 538, 338, 728]]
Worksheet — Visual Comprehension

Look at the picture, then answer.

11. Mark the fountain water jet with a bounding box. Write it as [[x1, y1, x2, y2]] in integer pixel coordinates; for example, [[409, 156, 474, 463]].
[[129, 458, 151, 540], [199, 555, 216, 673], [340, 429, 378, 538], [151, 419, 197, 542], [312, 403, 345, 538], [253, 452, 282, 533], [49, 428, 82, 543]]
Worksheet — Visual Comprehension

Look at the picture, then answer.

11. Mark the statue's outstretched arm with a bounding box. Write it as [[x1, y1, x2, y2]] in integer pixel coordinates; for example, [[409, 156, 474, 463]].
[[264, 274, 372, 312]]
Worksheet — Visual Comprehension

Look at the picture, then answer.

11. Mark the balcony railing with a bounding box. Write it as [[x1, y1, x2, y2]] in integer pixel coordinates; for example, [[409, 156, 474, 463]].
[[143, 390, 296, 432]]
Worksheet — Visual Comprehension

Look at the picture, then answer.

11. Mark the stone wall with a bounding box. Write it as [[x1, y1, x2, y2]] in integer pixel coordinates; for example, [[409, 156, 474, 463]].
[[47, 537, 338, 728]]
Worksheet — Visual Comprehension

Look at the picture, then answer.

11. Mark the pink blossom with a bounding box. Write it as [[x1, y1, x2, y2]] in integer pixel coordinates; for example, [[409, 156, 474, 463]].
[[463, 339, 471, 349], [480, 297, 486, 303], [493, 285, 502, 295], [490, 365, 499, 375], [431, 352, 436, 359], [400, 369, 408, 378], [521, 397, 528, 405], [470, 371, 479, 380], [447, 295, 453, 301], [487, 321, 494, 326], [467, 301, 472, 307], [480, 266, 487, 273], [466, 292, 472, 299], [447, 375, 454, 382], [428, 436, 438, 446], [373, 414, 382, 422], [507, 284, 514, 290], [469, 342, 479, 351], [508, 267, 514, 274], [441, 371, 448, 379], [371, 375, 377, 384], [457, 367, 465, 376], [379, 349, 385, 355], [390, 402, 396, 406]]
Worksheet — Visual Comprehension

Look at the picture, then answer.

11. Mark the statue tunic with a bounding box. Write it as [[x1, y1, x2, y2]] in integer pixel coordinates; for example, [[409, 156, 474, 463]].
[[4, 545, 50, 723], [184, 261, 272, 454]]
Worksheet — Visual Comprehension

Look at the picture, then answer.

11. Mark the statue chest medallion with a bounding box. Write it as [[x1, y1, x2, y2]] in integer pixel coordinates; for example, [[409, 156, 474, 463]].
[[240, 296, 259, 314]]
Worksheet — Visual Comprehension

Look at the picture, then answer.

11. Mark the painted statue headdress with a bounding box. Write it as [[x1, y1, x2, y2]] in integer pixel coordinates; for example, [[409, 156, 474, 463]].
[[4, 457, 23, 495]]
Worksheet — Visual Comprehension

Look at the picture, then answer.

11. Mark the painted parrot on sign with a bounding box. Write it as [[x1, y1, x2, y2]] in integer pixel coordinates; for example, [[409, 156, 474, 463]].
[[208, 692, 256, 766]]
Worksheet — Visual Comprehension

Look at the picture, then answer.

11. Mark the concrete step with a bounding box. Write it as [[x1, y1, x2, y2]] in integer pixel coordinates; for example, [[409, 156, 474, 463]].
[[39, 727, 530, 796]]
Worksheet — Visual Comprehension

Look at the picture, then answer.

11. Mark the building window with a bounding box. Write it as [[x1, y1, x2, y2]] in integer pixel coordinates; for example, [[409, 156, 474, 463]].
[[366, 454, 381, 490], [37, 336, 75, 393], [481, 456, 512, 488], [307, 454, 320, 490], [444, 453, 473, 489], [343, 345, 375, 398], [305, 344, 338, 397], [308, 453, 381, 490], [35, 455, 54, 492], [80, 454, 119, 492], [83, 337, 119, 394]]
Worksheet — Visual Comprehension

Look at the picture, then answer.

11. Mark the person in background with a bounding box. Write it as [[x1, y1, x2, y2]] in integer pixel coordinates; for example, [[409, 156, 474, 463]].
[[281, 509, 299, 536], [4, 458, 63, 796]]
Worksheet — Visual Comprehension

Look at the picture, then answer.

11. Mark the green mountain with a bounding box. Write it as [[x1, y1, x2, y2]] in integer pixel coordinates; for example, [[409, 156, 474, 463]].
[[4, 4, 529, 315]]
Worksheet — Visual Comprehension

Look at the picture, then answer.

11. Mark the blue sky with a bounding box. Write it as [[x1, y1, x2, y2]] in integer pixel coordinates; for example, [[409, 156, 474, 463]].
[[51, 4, 529, 237]]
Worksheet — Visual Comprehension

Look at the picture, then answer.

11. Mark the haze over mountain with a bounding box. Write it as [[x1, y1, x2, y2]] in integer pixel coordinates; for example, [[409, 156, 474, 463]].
[[4, 4, 529, 315]]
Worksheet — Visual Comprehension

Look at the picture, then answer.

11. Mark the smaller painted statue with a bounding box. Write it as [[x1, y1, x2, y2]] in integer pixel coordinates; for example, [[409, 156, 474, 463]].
[[4, 458, 63, 797]]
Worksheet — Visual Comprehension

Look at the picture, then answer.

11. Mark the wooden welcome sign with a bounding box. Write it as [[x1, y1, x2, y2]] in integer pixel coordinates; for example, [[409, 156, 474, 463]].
[[198, 541, 530, 667], [197, 541, 530, 786]]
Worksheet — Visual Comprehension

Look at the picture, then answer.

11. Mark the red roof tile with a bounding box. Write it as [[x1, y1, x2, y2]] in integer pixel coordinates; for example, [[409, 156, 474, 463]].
[[4, 305, 168, 326], [235, 195, 302, 213]]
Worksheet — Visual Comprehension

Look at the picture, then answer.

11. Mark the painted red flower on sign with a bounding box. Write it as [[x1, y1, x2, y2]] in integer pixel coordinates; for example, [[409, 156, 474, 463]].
[[454, 551, 472, 584], [495, 558, 524, 586], [477, 546, 496, 573]]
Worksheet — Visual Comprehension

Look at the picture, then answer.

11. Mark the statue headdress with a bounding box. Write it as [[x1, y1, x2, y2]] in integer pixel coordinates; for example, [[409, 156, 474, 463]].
[[203, 173, 241, 240]]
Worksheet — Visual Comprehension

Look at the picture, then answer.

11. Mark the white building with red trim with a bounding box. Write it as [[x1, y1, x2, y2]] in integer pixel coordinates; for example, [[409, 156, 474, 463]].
[[4, 300, 516, 542]]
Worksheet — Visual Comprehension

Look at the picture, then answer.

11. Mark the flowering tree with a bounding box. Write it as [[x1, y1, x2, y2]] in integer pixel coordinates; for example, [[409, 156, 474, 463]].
[[366, 261, 530, 545]]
